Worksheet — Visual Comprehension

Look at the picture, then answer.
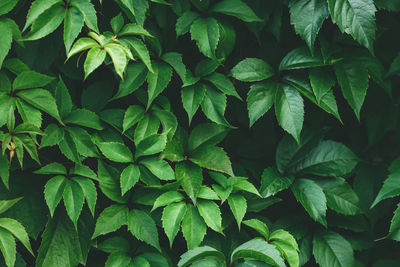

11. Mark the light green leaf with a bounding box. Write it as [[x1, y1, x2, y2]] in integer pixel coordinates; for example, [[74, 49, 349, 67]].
[[152, 191, 185, 212], [120, 164, 140, 195], [35, 163, 67, 175], [135, 134, 167, 158], [181, 204, 207, 249], [41, 124, 63, 148], [228, 193, 247, 229], [243, 219, 269, 240], [289, 0, 329, 51], [44, 175, 67, 216], [0, 0, 19, 16], [73, 177, 97, 216], [289, 140, 358, 177], [197, 199, 222, 233], [97, 142, 133, 163], [0, 197, 22, 215], [162, 202, 186, 247], [16, 98, 42, 128], [181, 84, 206, 124], [198, 186, 219, 200], [274, 84, 304, 143], [0, 22, 13, 70], [92, 205, 129, 238], [105, 252, 131, 267], [84, 47, 106, 79], [23, 4, 65, 41], [105, 44, 127, 79], [23, 0, 62, 31], [67, 126, 99, 158], [291, 178, 327, 226], [63, 179, 85, 228], [247, 80, 277, 127], [327, 0, 376, 53], [140, 157, 175, 181], [0, 218, 33, 255], [125, 37, 153, 73], [134, 114, 160, 145], [176, 11, 200, 37], [190, 145, 233, 176], [64, 109, 104, 130], [118, 23, 153, 37], [0, 228, 16, 267], [317, 178, 362, 215], [70, 164, 97, 180], [146, 62, 172, 108], [13, 71, 55, 91], [201, 86, 231, 127], [231, 58, 274, 82], [270, 230, 299, 267], [67, 37, 99, 59], [210, 0, 262, 22], [0, 154, 8, 189], [178, 246, 225, 267], [17, 88, 62, 124], [122, 105, 145, 133], [204, 72, 241, 100], [176, 161, 202, 204], [128, 209, 161, 252], [71, 0, 99, 32], [63, 6, 84, 52], [190, 17, 220, 59], [260, 167, 294, 198], [313, 231, 354, 267], [231, 239, 285, 267], [371, 171, 400, 208]]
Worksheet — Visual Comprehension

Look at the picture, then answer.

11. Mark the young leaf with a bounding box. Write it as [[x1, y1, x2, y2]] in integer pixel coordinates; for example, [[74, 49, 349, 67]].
[[162, 202, 186, 247], [181, 204, 207, 249], [230, 58, 274, 82], [92, 205, 129, 238], [291, 178, 327, 226], [269, 230, 299, 267], [97, 142, 133, 163], [210, 0, 262, 22], [288, 0, 329, 51], [176, 162, 202, 204], [275, 84, 304, 143], [105, 44, 127, 79], [313, 231, 354, 267], [120, 164, 140, 195], [196, 200, 223, 233], [63, 6, 84, 52], [128, 209, 161, 252], [228, 193, 247, 229], [247, 80, 277, 127], [44, 175, 67, 216], [190, 17, 220, 59]]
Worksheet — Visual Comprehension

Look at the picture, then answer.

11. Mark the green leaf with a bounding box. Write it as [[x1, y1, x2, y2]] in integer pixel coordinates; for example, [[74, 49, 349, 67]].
[[135, 134, 167, 158], [190, 17, 220, 59], [73, 177, 97, 216], [230, 58, 274, 82], [44, 175, 67, 216], [291, 178, 327, 226], [134, 114, 160, 145], [63, 179, 85, 228], [0, 154, 9, 189], [228, 193, 247, 229], [0, 197, 22, 215], [162, 202, 186, 247], [190, 145, 233, 176], [275, 84, 304, 143], [178, 246, 225, 267], [181, 204, 207, 249], [17, 88, 62, 124], [210, 0, 262, 22], [105, 252, 131, 267], [161, 52, 199, 86], [132, 256, 150, 267], [0, 218, 33, 255], [98, 160, 129, 203], [55, 78, 72, 119], [128, 209, 161, 252], [105, 44, 127, 79], [279, 47, 325, 71], [247, 80, 277, 127], [23, 0, 62, 31], [0, 0, 18, 16], [41, 124, 63, 148], [288, 0, 329, 51], [67, 37, 99, 59], [67, 126, 99, 158], [13, 71, 55, 91], [140, 158, 175, 181], [233, 178, 261, 197], [176, 161, 202, 204], [84, 47, 106, 79], [64, 109, 104, 130], [112, 62, 147, 101], [196, 199, 222, 233], [317, 178, 362, 215], [270, 230, 299, 267], [0, 228, 16, 267], [176, 11, 200, 37], [231, 239, 285, 267], [120, 164, 140, 195], [371, 171, 400, 208], [204, 72, 241, 100], [243, 219, 269, 240], [16, 98, 42, 128], [327, 0, 376, 53], [188, 123, 228, 152], [35, 162, 67, 175], [63, 6, 84, 52], [92, 205, 129, 238], [118, 23, 153, 37], [152, 191, 185, 211], [97, 142, 133, 163], [195, 59, 220, 77], [58, 131, 81, 163], [260, 167, 294, 198], [388, 203, 400, 241], [313, 231, 354, 267], [23, 4, 65, 41], [146, 62, 173, 108], [289, 140, 359, 177], [201, 86, 231, 127], [70, 164, 97, 180], [71, 0, 99, 33], [181, 84, 206, 124], [125, 37, 153, 73], [122, 105, 145, 133], [0, 22, 13, 70]]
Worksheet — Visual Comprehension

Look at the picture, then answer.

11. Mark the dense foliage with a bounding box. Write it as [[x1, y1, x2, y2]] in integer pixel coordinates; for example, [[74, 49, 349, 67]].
[[0, 0, 400, 266]]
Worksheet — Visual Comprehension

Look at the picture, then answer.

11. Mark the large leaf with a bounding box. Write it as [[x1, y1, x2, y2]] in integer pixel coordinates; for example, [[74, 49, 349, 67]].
[[128, 209, 161, 252], [275, 84, 304, 143], [44, 175, 67, 217], [371, 171, 400, 208], [92, 205, 129, 238], [146, 62, 172, 108], [190, 145, 234, 176], [196, 200, 222, 233], [228, 193, 247, 229], [289, 140, 359, 177], [231, 239, 285, 267], [176, 162, 202, 204], [289, 0, 329, 51], [190, 17, 220, 59], [210, 0, 262, 22], [63, 6, 84, 52], [247, 81, 277, 127], [231, 58, 274, 82], [291, 178, 327, 226], [162, 202, 186, 247], [181, 204, 207, 250], [327, 0, 376, 53], [313, 231, 355, 267], [120, 164, 140, 195], [97, 142, 133, 163]]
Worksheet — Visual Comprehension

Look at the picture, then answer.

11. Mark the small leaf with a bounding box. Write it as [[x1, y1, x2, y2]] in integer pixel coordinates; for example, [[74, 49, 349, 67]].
[[178, 246, 225, 267], [63, 179, 85, 228], [190, 17, 220, 59], [111, 63, 147, 101], [0, 21, 12, 69], [197, 200, 223, 233], [97, 142, 133, 163], [204, 72, 241, 100], [13, 71, 55, 91], [181, 204, 207, 249], [63, 6, 84, 52], [71, 0, 99, 32], [44, 175, 67, 216], [190, 145, 234, 176], [73, 177, 97, 216], [125, 37, 153, 73], [122, 105, 145, 133], [135, 134, 167, 158], [0, 197, 22, 215], [152, 191, 185, 212], [105, 44, 127, 79], [0, 218, 33, 255], [0, 228, 16, 267], [181, 84, 206, 124], [279, 47, 325, 71], [176, 11, 200, 37], [243, 219, 269, 240], [176, 161, 202, 204], [228, 194, 247, 229], [92, 205, 129, 238], [247, 80, 277, 127], [84, 47, 106, 79], [162, 202, 186, 247], [64, 109, 104, 130], [260, 167, 294, 198], [35, 163, 67, 175], [140, 157, 175, 181], [55, 78, 72, 119], [120, 164, 140, 195], [128, 209, 161, 252], [188, 123, 229, 152], [210, 0, 262, 22], [146, 62, 172, 108], [231, 58, 274, 82], [371, 171, 400, 208]]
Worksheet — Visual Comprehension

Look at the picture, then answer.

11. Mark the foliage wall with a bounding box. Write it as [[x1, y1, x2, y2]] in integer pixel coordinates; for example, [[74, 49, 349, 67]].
[[0, 0, 400, 266]]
